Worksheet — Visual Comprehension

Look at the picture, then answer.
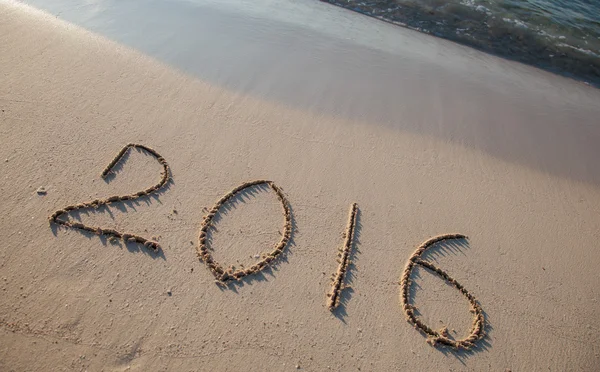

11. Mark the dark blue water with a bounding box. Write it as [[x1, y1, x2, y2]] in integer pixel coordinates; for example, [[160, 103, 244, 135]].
[[323, 0, 600, 86]]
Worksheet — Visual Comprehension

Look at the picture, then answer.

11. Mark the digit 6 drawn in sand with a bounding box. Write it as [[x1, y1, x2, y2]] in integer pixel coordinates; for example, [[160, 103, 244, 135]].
[[49, 143, 171, 251], [196, 180, 293, 283], [399, 234, 485, 349]]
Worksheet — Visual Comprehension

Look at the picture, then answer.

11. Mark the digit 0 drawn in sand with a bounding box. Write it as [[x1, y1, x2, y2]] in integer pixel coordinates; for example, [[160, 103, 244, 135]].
[[49, 143, 171, 252], [327, 203, 358, 311], [197, 180, 293, 284], [400, 234, 485, 349]]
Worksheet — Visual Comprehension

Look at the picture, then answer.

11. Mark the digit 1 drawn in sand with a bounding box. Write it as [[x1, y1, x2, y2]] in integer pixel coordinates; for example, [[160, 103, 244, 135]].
[[197, 180, 292, 284], [399, 234, 485, 349], [327, 203, 358, 311], [49, 143, 171, 252]]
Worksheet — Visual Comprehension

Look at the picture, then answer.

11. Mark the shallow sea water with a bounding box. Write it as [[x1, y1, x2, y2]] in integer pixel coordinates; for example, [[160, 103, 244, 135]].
[[324, 0, 600, 85]]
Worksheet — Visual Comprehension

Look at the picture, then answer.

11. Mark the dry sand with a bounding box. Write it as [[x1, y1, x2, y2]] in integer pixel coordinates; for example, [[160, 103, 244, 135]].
[[1, 1, 600, 371]]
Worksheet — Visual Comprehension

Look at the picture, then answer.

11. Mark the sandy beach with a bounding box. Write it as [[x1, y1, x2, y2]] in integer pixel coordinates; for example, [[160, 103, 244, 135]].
[[1, 1, 600, 371]]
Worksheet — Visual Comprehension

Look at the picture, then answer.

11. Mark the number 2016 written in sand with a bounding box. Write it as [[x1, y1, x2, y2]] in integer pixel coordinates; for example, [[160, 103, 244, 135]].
[[49, 144, 485, 350]]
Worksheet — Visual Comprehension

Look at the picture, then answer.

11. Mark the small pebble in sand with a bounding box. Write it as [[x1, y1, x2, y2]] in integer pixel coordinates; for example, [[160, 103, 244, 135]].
[[36, 187, 47, 195], [167, 290, 172, 296]]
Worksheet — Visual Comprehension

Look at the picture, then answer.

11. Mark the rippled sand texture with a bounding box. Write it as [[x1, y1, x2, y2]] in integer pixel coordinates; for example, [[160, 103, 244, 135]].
[[1, 2, 600, 371]]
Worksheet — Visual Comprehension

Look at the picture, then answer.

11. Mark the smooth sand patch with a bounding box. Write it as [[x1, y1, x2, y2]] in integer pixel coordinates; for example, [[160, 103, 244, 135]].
[[1, 2, 599, 371]]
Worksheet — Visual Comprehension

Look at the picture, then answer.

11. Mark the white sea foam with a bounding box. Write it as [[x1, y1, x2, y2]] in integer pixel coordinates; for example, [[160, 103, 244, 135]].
[[556, 43, 599, 57], [503, 17, 528, 29]]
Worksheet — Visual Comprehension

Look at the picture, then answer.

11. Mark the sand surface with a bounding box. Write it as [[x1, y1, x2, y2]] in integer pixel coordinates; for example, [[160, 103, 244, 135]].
[[1, 1, 600, 371], [20, 0, 600, 187]]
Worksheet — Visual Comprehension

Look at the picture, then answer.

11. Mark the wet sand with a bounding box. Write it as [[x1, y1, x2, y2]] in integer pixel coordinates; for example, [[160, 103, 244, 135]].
[[21, 0, 600, 186], [1, 1, 600, 371]]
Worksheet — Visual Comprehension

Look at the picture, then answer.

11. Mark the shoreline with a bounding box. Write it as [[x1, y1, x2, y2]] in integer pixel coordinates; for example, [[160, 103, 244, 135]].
[[320, 0, 600, 88]]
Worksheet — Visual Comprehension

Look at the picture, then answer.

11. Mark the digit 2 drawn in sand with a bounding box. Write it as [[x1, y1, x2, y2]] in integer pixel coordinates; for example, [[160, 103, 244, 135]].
[[49, 143, 171, 251], [327, 203, 358, 311], [197, 180, 293, 284], [399, 234, 485, 349]]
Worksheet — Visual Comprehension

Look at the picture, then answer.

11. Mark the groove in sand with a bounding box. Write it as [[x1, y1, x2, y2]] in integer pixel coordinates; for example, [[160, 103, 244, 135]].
[[197, 180, 293, 284], [399, 234, 485, 349], [49, 143, 171, 252], [327, 202, 358, 311]]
